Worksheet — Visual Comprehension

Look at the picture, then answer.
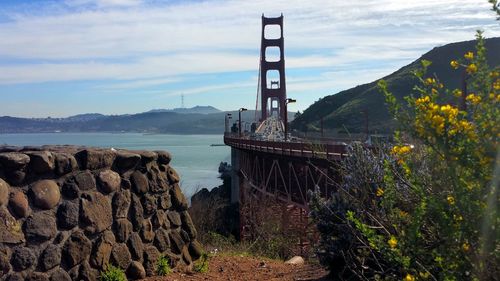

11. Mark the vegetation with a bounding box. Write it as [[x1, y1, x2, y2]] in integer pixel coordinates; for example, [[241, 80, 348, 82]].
[[157, 255, 172, 276], [99, 265, 127, 281], [291, 38, 500, 135], [193, 252, 210, 273], [310, 32, 499, 280]]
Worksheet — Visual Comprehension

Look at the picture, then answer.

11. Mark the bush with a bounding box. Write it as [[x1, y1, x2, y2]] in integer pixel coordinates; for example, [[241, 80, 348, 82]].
[[100, 265, 127, 281], [193, 252, 210, 273], [156, 255, 171, 276], [310, 32, 499, 280]]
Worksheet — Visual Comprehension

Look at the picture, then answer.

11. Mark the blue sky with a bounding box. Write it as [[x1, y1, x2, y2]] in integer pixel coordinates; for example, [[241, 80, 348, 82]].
[[0, 0, 499, 118]]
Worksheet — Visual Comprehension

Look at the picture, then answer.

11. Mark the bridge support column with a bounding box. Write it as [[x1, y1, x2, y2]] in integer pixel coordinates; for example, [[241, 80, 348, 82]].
[[230, 147, 240, 204]]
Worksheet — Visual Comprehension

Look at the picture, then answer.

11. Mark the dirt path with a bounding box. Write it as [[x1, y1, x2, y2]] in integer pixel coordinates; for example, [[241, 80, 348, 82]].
[[143, 255, 332, 281]]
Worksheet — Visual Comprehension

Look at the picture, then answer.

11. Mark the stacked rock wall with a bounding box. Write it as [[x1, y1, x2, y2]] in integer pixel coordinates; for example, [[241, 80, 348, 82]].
[[0, 145, 202, 281]]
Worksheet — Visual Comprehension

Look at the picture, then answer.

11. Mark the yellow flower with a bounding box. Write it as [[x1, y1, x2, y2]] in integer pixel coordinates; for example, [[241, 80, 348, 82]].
[[404, 274, 416, 281], [490, 71, 499, 78], [494, 80, 500, 90], [419, 271, 431, 279], [466, 63, 477, 74], [464, 51, 474, 60], [462, 242, 470, 252], [399, 210, 408, 217], [453, 89, 462, 97], [466, 93, 481, 104], [425, 77, 436, 85], [388, 236, 398, 248], [431, 88, 438, 95], [415, 96, 430, 106], [450, 60, 460, 69], [376, 187, 384, 197], [447, 195, 455, 205], [453, 214, 463, 221]]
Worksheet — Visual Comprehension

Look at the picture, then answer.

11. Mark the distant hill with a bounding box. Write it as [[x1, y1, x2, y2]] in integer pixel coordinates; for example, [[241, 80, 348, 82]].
[[291, 37, 500, 135], [146, 106, 221, 114], [0, 108, 292, 134]]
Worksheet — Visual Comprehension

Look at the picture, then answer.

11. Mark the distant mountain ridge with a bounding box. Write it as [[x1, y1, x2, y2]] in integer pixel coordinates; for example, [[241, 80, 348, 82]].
[[291, 37, 500, 134], [147, 106, 221, 114]]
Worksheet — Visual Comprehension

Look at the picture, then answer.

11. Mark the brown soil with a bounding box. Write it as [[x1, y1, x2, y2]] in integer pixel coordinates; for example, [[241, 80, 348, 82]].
[[143, 255, 332, 281]]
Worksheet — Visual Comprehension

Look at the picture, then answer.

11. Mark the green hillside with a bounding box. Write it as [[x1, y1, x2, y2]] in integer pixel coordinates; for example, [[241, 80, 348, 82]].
[[291, 37, 500, 135]]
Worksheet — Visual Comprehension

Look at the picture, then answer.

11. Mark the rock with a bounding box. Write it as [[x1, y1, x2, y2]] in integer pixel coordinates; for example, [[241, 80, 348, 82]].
[[143, 246, 160, 277], [167, 211, 182, 227], [56, 201, 79, 229], [133, 150, 157, 163], [141, 194, 156, 216], [6, 273, 25, 281], [111, 243, 131, 270], [80, 192, 113, 234], [61, 181, 79, 199], [97, 170, 121, 194], [152, 210, 167, 229], [50, 269, 71, 281], [79, 261, 98, 281], [0, 178, 8, 207], [9, 190, 29, 218], [4, 170, 26, 186], [0, 207, 24, 244], [90, 230, 115, 269], [127, 261, 146, 280], [0, 152, 30, 169], [130, 171, 149, 194], [155, 150, 172, 165], [53, 231, 69, 244], [180, 229, 190, 243], [166, 166, 180, 184], [26, 272, 49, 281], [0, 146, 20, 153], [67, 265, 80, 281], [147, 168, 169, 193], [74, 170, 96, 191], [158, 192, 172, 210], [112, 189, 130, 219], [40, 244, 61, 271], [140, 219, 154, 242], [182, 246, 192, 265], [129, 194, 143, 231], [181, 211, 197, 239], [127, 232, 143, 262], [285, 256, 305, 265], [171, 184, 188, 210], [28, 151, 55, 174], [188, 240, 203, 260], [11, 246, 36, 271], [114, 151, 141, 172], [121, 178, 131, 189], [24, 211, 57, 242], [62, 230, 92, 268], [115, 218, 133, 243], [0, 246, 11, 278], [54, 153, 78, 175], [30, 180, 61, 210], [154, 228, 170, 252], [75, 149, 115, 170], [169, 230, 184, 254]]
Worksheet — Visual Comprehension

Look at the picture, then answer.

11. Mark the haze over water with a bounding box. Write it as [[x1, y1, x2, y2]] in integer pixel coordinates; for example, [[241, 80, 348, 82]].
[[0, 133, 230, 199]]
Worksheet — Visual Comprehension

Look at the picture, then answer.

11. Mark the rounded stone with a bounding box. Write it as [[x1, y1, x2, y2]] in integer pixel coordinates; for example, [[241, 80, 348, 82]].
[[9, 190, 29, 218], [62, 230, 92, 268], [30, 180, 60, 210], [115, 218, 132, 243], [26, 272, 49, 281], [0, 153, 30, 169], [0, 246, 11, 278], [188, 240, 204, 260], [130, 171, 149, 194], [112, 190, 130, 219], [80, 192, 113, 234], [11, 247, 36, 271], [0, 178, 9, 207], [111, 243, 131, 270], [167, 211, 181, 227], [40, 244, 61, 271], [154, 228, 170, 252], [97, 170, 121, 194], [143, 246, 160, 277], [50, 269, 71, 281], [127, 232, 143, 262], [24, 211, 57, 242], [74, 171, 96, 191], [140, 219, 154, 243], [28, 151, 55, 174], [90, 230, 115, 269], [155, 150, 172, 165], [127, 261, 146, 280], [56, 201, 79, 230]]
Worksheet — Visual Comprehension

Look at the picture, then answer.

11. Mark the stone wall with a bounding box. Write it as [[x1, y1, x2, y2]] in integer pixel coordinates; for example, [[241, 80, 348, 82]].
[[0, 145, 202, 281]]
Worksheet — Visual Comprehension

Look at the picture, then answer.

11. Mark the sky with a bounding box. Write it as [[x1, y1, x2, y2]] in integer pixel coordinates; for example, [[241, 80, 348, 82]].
[[0, 0, 499, 118]]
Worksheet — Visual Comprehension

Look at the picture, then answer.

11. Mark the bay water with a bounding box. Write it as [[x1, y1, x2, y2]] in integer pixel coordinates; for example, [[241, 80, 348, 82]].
[[0, 133, 230, 199]]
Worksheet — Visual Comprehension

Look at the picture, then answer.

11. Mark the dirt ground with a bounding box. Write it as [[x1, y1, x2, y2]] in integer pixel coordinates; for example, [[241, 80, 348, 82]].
[[143, 255, 332, 281]]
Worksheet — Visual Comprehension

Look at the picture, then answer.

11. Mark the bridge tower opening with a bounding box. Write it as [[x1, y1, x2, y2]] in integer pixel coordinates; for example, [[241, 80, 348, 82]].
[[260, 14, 287, 122]]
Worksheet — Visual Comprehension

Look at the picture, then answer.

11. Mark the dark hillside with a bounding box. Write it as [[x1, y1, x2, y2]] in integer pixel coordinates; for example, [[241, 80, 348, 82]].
[[291, 37, 500, 134]]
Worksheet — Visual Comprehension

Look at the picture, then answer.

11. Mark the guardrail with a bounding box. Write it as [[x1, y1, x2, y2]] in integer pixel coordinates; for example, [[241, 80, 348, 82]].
[[224, 134, 348, 160]]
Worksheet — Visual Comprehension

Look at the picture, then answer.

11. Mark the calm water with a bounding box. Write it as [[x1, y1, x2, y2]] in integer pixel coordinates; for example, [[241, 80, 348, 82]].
[[0, 133, 230, 198]]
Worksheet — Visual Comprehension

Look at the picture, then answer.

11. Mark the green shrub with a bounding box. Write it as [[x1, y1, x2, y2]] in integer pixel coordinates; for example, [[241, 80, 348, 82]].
[[156, 255, 171, 276], [193, 252, 209, 273], [100, 265, 127, 281]]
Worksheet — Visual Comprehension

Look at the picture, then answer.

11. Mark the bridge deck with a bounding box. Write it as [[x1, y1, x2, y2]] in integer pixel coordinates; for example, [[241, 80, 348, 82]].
[[224, 134, 348, 160]]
